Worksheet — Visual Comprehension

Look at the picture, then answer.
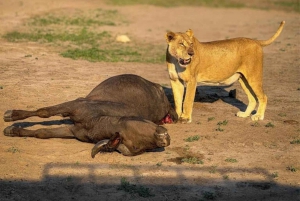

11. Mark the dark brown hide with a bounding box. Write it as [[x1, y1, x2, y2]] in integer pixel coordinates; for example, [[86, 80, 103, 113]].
[[3, 74, 177, 156]]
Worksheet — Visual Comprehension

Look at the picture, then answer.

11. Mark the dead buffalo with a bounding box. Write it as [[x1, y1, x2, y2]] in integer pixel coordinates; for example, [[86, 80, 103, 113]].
[[3, 74, 178, 156]]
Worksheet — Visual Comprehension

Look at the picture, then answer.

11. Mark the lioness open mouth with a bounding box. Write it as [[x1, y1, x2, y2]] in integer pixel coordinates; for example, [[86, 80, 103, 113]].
[[179, 58, 191, 66]]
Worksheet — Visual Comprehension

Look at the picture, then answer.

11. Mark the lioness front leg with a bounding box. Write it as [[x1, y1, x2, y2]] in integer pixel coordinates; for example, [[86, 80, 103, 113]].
[[181, 79, 197, 123], [170, 79, 184, 118]]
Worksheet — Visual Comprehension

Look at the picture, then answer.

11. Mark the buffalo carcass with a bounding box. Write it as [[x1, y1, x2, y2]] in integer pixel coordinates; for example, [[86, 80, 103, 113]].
[[3, 74, 178, 156]]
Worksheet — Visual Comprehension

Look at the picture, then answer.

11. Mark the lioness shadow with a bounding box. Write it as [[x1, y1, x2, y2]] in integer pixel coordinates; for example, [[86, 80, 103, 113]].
[[162, 86, 247, 111]]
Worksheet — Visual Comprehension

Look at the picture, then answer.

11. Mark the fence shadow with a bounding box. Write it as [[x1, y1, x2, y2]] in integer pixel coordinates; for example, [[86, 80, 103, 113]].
[[0, 162, 298, 201]]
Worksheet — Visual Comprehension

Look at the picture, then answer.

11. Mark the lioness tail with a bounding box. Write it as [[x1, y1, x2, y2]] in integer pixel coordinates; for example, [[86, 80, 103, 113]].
[[259, 21, 285, 47]]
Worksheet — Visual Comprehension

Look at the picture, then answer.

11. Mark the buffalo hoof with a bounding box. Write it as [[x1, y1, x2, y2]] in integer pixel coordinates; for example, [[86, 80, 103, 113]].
[[3, 110, 13, 122], [3, 126, 18, 137], [91, 139, 109, 158]]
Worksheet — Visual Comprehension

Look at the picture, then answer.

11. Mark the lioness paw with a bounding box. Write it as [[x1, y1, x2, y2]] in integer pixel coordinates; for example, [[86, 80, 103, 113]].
[[251, 114, 264, 121], [179, 117, 192, 124], [236, 111, 250, 118]]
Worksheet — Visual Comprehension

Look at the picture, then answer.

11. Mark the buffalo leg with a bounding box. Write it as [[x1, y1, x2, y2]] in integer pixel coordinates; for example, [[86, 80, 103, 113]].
[[3, 100, 80, 122], [3, 126, 74, 139], [91, 132, 121, 158]]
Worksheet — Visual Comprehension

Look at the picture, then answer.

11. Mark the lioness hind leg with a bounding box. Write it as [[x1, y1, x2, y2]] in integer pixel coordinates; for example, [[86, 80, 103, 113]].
[[237, 75, 267, 121], [236, 77, 257, 118], [249, 83, 267, 121]]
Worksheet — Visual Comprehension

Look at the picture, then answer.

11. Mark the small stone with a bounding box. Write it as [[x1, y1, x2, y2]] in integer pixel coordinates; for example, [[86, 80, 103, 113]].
[[116, 35, 130, 43]]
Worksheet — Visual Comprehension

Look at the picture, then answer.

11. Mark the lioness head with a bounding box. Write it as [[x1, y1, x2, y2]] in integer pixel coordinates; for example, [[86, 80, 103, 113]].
[[166, 29, 194, 67]]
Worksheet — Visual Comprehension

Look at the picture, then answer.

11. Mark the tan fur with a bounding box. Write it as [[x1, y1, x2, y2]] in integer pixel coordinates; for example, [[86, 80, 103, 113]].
[[166, 21, 285, 123]]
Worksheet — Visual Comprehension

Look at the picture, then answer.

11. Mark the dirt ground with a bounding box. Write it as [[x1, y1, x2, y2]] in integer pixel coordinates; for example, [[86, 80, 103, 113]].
[[0, 0, 299, 200]]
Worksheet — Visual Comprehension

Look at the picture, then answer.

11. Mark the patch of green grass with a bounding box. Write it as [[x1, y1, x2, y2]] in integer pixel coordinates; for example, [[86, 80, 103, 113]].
[[274, 1, 300, 12], [265, 122, 275, 128], [286, 166, 297, 172], [209, 165, 218, 174], [181, 157, 203, 164], [225, 158, 238, 163], [7, 146, 20, 153], [2, 8, 164, 63], [215, 120, 228, 131], [278, 113, 286, 117], [290, 139, 300, 144], [251, 121, 260, 127], [223, 175, 229, 180], [60, 45, 164, 63], [106, 0, 244, 8], [271, 172, 279, 178], [184, 135, 200, 142], [66, 175, 72, 182], [216, 127, 224, 132], [61, 47, 139, 62], [117, 177, 154, 197], [184, 144, 190, 151], [107, 0, 300, 13], [4, 29, 110, 45], [202, 191, 217, 200], [217, 120, 228, 126], [28, 9, 122, 26], [208, 117, 215, 122]]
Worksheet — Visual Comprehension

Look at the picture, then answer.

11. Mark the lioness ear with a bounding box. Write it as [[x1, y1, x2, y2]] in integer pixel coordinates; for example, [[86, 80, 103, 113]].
[[186, 29, 194, 38], [166, 31, 175, 42]]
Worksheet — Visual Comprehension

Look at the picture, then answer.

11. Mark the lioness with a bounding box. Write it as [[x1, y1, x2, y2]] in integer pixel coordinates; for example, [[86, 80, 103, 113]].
[[165, 21, 285, 123]]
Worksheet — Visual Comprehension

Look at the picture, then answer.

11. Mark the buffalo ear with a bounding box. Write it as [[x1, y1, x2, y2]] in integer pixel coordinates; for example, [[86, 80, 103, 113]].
[[186, 29, 194, 39], [166, 31, 175, 42]]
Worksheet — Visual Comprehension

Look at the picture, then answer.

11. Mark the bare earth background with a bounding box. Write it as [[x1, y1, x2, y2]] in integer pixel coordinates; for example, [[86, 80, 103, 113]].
[[0, 0, 299, 200]]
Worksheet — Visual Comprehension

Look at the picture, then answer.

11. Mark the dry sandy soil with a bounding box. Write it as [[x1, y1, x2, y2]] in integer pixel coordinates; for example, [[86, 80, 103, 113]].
[[0, 0, 299, 200]]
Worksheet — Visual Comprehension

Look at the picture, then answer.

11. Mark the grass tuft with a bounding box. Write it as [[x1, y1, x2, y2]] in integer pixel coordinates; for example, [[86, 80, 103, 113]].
[[117, 177, 154, 197], [181, 157, 203, 164], [286, 166, 297, 172], [106, 0, 244, 8], [225, 158, 238, 163], [7, 146, 20, 153], [184, 135, 200, 142], [265, 122, 275, 128], [2, 9, 164, 63], [290, 139, 300, 144]]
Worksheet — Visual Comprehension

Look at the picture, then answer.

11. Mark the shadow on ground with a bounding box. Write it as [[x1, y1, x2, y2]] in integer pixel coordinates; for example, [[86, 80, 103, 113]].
[[0, 162, 299, 201], [163, 85, 247, 111]]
